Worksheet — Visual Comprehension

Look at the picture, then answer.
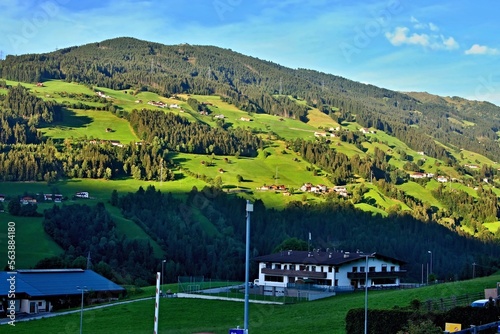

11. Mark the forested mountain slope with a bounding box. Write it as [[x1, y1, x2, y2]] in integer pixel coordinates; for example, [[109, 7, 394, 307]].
[[1, 37, 500, 161], [1, 37, 500, 285]]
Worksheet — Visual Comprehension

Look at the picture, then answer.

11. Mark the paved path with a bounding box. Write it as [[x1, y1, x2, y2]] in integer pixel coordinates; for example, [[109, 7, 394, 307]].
[[177, 293, 284, 305]]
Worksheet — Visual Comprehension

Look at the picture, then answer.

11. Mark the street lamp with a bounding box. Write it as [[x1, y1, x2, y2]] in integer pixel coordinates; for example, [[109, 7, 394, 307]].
[[76, 286, 88, 334], [364, 253, 375, 334], [161, 259, 166, 296], [244, 200, 253, 334], [428, 250, 433, 281]]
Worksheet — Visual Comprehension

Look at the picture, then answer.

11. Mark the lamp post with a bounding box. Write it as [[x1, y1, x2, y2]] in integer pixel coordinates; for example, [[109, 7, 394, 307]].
[[428, 250, 433, 281], [244, 200, 253, 334], [161, 259, 166, 296], [364, 253, 375, 334], [76, 286, 88, 334]]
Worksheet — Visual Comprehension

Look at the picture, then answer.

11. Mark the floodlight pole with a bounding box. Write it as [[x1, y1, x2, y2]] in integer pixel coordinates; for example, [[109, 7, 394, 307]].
[[77, 286, 88, 334], [428, 250, 433, 278], [162, 259, 166, 296], [244, 200, 253, 334], [364, 253, 375, 334]]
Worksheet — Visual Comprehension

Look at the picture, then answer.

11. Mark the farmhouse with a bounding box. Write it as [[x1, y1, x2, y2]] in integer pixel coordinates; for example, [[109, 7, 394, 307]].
[[253, 250, 406, 296], [0, 269, 125, 315], [20, 196, 37, 205], [437, 176, 448, 183], [75, 191, 89, 198]]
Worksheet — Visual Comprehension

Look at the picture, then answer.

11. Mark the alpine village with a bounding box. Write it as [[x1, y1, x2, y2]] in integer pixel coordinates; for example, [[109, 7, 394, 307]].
[[2, 37, 500, 333]]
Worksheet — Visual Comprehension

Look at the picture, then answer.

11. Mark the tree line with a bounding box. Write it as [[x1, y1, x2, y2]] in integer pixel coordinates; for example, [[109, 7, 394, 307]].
[[33, 185, 500, 285]]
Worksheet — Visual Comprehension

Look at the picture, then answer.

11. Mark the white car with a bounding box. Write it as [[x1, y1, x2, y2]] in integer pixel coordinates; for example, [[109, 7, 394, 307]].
[[470, 299, 496, 307]]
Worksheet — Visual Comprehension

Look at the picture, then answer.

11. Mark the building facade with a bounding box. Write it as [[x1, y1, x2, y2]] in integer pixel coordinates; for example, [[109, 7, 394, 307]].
[[253, 250, 406, 295]]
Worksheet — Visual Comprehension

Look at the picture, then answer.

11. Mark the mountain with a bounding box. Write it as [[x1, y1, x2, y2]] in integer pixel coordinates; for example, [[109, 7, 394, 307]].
[[1, 37, 500, 285], [1, 37, 500, 161]]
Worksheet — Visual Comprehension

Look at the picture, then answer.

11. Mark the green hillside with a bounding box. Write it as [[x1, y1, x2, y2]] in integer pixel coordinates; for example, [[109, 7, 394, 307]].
[[1, 37, 500, 289], [11, 273, 500, 334]]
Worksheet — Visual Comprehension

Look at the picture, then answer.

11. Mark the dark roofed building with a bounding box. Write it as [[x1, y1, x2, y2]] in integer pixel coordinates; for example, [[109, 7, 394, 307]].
[[0, 269, 124, 315], [253, 250, 406, 297]]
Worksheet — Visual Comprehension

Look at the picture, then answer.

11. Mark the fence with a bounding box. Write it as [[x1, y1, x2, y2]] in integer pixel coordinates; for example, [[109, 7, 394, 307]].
[[424, 291, 484, 312]]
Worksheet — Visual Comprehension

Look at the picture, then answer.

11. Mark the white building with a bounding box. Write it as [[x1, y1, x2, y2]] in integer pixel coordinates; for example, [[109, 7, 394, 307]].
[[253, 250, 406, 296]]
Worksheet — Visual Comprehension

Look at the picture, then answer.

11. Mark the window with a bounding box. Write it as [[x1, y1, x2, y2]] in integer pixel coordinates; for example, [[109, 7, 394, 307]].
[[335, 267, 339, 273], [274, 264, 281, 270], [369, 266, 375, 272], [391, 266, 396, 272], [381, 264, 387, 272], [360, 266, 365, 272], [328, 266, 333, 273], [311, 265, 316, 272], [352, 266, 358, 272], [264, 275, 284, 282]]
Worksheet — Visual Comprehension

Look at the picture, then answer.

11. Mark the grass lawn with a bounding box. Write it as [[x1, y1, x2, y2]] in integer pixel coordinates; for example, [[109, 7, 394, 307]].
[[11, 272, 500, 334], [362, 187, 411, 212], [397, 181, 442, 208], [0, 214, 63, 268], [40, 108, 138, 142]]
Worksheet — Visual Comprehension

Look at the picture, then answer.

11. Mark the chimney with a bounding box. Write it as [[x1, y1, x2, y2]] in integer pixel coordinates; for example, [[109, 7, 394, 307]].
[[344, 251, 350, 258]]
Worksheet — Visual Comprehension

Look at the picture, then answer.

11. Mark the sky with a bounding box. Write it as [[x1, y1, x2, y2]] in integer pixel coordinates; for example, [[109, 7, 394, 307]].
[[0, 0, 499, 106]]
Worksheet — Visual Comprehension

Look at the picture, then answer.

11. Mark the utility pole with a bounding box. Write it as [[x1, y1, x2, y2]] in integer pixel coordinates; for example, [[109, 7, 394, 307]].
[[244, 200, 253, 333], [279, 77, 282, 95]]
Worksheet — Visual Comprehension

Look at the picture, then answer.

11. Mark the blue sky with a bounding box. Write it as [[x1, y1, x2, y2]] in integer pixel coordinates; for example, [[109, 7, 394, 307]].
[[1, 0, 499, 106]]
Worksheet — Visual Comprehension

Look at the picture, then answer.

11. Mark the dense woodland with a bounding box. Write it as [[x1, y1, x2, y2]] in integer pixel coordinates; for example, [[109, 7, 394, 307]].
[[1, 37, 500, 285], [129, 109, 263, 156], [34, 186, 500, 285], [2, 37, 500, 160]]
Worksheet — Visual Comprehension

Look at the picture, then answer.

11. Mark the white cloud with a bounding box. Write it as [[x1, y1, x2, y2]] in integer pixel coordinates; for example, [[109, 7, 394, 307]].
[[385, 27, 429, 47], [410, 16, 439, 31], [429, 22, 439, 31], [441, 36, 459, 50], [465, 44, 500, 55], [386, 27, 457, 50]]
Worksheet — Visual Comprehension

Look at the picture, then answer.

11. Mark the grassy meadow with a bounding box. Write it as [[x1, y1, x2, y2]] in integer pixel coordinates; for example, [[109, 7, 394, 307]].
[[1, 78, 500, 264], [10, 272, 500, 334]]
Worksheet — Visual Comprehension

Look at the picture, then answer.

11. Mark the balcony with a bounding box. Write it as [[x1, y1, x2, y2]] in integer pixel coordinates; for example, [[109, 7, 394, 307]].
[[261, 268, 327, 279], [347, 270, 406, 279]]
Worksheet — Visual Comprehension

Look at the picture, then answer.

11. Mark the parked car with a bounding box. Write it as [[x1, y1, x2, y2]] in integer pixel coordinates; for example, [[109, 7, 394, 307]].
[[471, 299, 496, 307]]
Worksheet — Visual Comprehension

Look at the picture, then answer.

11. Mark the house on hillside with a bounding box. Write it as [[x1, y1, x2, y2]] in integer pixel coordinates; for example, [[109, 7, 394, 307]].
[[20, 196, 37, 205], [437, 176, 448, 183], [0, 269, 125, 315], [253, 250, 406, 296], [75, 191, 89, 199]]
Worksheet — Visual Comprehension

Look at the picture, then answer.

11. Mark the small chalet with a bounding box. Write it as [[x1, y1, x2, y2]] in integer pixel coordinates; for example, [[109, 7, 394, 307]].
[[253, 250, 406, 296], [75, 191, 89, 199], [20, 197, 37, 205], [437, 176, 448, 183], [0, 269, 125, 315], [0, 194, 4, 202]]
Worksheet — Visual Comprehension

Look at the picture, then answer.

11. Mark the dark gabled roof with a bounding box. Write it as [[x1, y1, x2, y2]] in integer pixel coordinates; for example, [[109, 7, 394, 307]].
[[253, 250, 406, 266], [0, 269, 125, 298]]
